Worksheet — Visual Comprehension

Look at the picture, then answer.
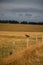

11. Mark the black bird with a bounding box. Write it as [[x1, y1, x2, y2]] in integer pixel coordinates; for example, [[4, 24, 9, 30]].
[[25, 34, 30, 38]]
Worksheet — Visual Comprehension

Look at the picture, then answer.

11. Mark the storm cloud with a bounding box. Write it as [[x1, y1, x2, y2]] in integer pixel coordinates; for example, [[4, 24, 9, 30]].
[[0, 0, 43, 22]]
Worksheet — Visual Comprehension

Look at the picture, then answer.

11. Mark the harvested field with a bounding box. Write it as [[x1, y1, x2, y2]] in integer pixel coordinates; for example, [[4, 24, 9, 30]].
[[0, 24, 43, 65], [0, 24, 43, 32], [0, 31, 43, 65]]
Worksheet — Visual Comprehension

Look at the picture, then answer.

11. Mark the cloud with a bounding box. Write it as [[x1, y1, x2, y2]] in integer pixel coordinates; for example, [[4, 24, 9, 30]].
[[10, 8, 43, 13], [0, 11, 43, 22], [0, 0, 43, 22], [2, 7, 42, 14], [0, 0, 43, 3], [25, 14, 32, 17], [0, 0, 43, 7]]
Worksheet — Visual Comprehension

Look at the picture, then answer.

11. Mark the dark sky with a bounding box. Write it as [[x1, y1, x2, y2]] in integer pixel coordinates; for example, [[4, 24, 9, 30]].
[[0, 0, 43, 22]]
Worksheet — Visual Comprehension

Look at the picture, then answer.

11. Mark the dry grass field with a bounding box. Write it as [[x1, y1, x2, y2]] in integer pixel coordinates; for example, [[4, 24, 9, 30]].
[[0, 24, 43, 65], [0, 24, 43, 32]]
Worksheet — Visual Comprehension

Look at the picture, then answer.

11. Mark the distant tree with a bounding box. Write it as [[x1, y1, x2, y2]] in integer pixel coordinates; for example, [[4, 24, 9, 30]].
[[29, 22, 37, 24], [38, 22, 43, 25], [0, 20, 43, 25], [21, 21, 28, 24], [0, 20, 8, 23], [9, 20, 19, 24], [0, 20, 19, 24], [29, 22, 43, 25]]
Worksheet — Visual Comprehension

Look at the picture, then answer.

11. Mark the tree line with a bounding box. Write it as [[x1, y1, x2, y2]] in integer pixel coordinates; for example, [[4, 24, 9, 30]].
[[0, 20, 43, 25]]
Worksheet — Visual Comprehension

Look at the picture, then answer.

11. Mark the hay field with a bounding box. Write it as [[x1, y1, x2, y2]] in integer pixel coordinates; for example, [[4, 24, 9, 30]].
[[0, 24, 43, 32], [0, 24, 43, 65], [0, 31, 43, 65]]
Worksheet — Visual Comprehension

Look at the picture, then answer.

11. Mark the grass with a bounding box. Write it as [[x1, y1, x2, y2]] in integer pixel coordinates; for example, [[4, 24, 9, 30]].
[[0, 37, 27, 59], [0, 24, 43, 32], [0, 24, 43, 65], [5, 43, 43, 65], [0, 33, 43, 59], [0, 35, 25, 39], [15, 39, 27, 53], [0, 40, 15, 58]]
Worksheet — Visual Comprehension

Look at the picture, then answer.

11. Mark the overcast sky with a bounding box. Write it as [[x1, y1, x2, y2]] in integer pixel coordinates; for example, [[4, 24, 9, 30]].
[[0, 0, 43, 22]]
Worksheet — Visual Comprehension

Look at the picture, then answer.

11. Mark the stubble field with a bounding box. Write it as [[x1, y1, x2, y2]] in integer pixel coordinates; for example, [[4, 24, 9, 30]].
[[0, 24, 43, 65]]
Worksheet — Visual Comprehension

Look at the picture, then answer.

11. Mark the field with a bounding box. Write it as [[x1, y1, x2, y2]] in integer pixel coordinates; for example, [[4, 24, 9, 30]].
[[0, 24, 43, 65], [0, 24, 43, 32]]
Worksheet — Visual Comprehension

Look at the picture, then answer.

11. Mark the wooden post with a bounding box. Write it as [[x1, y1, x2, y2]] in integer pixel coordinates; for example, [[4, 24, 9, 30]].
[[25, 34, 30, 48]]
